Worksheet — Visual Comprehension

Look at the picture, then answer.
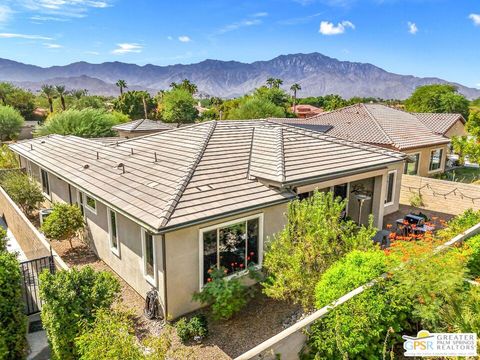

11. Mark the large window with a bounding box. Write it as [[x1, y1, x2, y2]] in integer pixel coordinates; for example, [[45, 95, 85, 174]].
[[404, 153, 420, 175], [429, 149, 443, 172], [40, 169, 50, 197], [200, 214, 263, 288], [108, 209, 120, 256], [384, 170, 397, 206], [142, 229, 155, 284]]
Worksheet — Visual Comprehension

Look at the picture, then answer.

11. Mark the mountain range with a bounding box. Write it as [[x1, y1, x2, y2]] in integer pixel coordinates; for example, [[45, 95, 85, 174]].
[[1, 53, 479, 100]]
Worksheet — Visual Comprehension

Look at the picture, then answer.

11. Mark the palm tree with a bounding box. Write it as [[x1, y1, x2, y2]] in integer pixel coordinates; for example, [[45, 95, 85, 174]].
[[71, 89, 87, 100], [41, 84, 56, 113], [180, 79, 198, 95], [273, 78, 283, 89], [290, 83, 302, 112], [55, 85, 67, 111], [115, 79, 127, 96], [266, 78, 275, 89]]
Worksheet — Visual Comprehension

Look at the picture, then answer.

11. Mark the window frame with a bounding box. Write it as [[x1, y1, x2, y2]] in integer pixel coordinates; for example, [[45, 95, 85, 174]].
[[198, 213, 264, 290], [404, 152, 420, 176], [84, 194, 97, 215], [107, 208, 120, 257], [384, 170, 397, 207], [39, 168, 51, 200], [141, 228, 157, 286], [428, 148, 444, 173]]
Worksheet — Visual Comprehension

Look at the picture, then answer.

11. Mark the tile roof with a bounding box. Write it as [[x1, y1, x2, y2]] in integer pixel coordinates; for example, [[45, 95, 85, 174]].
[[272, 104, 451, 151], [413, 113, 465, 135], [10, 120, 404, 232], [112, 119, 173, 132]]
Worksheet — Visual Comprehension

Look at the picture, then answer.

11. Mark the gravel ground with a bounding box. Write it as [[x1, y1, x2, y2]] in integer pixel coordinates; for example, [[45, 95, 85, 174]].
[[50, 237, 300, 359]]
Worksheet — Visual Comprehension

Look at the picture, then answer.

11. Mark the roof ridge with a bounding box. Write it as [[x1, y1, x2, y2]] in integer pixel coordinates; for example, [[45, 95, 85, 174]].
[[270, 120, 404, 160], [275, 127, 286, 182], [131, 118, 145, 131], [157, 121, 217, 228], [361, 103, 396, 147]]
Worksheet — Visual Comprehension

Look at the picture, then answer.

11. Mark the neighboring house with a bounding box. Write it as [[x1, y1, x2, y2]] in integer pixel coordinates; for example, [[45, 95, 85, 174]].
[[290, 104, 324, 118], [18, 121, 39, 140], [195, 101, 209, 114], [273, 104, 455, 177], [10, 120, 405, 318], [113, 119, 173, 138], [414, 113, 467, 138]]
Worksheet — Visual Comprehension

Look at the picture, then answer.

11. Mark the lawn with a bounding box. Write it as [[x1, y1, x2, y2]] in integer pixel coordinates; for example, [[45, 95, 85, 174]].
[[435, 166, 480, 184]]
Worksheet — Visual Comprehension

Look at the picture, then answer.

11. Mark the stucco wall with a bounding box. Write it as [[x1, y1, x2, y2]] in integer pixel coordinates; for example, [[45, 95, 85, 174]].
[[164, 203, 288, 318], [383, 161, 403, 217], [404, 144, 448, 177], [444, 120, 467, 138]]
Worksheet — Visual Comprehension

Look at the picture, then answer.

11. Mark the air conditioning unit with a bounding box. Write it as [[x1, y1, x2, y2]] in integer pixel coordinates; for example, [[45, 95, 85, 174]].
[[39, 208, 53, 226]]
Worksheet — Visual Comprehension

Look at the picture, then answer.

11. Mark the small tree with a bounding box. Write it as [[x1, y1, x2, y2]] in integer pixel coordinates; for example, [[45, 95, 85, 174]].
[[228, 97, 285, 120], [262, 191, 377, 310], [0, 105, 24, 141], [0, 144, 19, 169], [159, 88, 198, 125], [41, 203, 84, 248], [0, 251, 28, 360], [39, 266, 120, 360], [1, 171, 43, 216]]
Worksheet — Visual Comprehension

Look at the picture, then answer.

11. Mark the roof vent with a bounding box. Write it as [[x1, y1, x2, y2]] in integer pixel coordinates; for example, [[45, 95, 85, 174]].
[[117, 163, 126, 174], [196, 184, 214, 192], [40, 140, 46, 144], [83, 164, 89, 169]]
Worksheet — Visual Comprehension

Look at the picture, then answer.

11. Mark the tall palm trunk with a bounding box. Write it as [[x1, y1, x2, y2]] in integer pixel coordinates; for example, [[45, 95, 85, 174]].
[[48, 98, 53, 113], [60, 96, 66, 111], [293, 90, 297, 112]]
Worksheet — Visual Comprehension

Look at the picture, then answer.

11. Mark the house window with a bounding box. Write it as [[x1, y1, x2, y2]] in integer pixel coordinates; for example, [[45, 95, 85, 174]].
[[142, 229, 155, 284], [199, 214, 263, 288], [85, 195, 96, 213], [40, 169, 50, 197], [108, 209, 119, 256], [404, 153, 420, 175], [385, 170, 397, 206], [429, 149, 443, 172], [77, 191, 85, 217]]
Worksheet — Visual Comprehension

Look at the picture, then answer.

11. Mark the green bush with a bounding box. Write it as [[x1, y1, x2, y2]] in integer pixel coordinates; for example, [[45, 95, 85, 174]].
[[1, 171, 43, 216], [262, 191, 377, 309], [0, 145, 19, 169], [227, 97, 285, 119], [35, 108, 126, 138], [175, 315, 208, 343], [437, 209, 480, 241], [192, 268, 251, 320], [465, 234, 480, 279], [315, 250, 389, 308], [76, 309, 143, 360], [41, 203, 84, 248], [39, 266, 121, 360], [0, 105, 24, 141], [0, 227, 7, 252], [0, 251, 27, 360]]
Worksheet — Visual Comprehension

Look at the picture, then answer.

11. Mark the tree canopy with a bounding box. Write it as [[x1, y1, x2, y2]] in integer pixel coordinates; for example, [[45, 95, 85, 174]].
[[113, 90, 156, 120], [404, 84, 470, 118], [227, 97, 285, 120], [0, 105, 25, 141], [158, 88, 198, 124], [35, 108, 128, 138]]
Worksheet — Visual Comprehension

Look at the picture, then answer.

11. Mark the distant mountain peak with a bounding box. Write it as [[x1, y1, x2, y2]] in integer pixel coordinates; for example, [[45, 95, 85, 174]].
[[0, 53, 478, 99]]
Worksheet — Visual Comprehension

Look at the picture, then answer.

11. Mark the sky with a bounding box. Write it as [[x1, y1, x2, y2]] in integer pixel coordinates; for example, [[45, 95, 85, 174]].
[[0, 0, 478, 88]]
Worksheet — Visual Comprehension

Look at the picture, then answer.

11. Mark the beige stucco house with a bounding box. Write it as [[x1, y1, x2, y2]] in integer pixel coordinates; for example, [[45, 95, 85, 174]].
[[10, 120, 405, 318], [274, 104, 465, 177]]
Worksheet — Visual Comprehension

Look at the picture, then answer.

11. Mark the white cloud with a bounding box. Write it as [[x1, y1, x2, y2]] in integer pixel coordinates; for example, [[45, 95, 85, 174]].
[[408, 21, 418, 34], [0, 32, 53, 40], [252, 12, 268, 17], [469, 13, 480, 26], [319, 20, 355, 35], [217, 18, 262, 34], [16, 0, 111, 20], [0, 5, 12, 23], [43, 43, 62, 48], [278, 12, 322, 25], [111, 43, 143, 54], [178, 35, 191, 42], [85, 50, 99, 55]]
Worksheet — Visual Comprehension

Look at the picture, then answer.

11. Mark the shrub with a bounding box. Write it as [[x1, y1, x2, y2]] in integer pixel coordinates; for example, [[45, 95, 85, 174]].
[[0, 227, 7, 252], [76, 309, 143, 360], [0, 105, 24, 141], [39, 266, 120, 360], [315, 250, 389, 308], [1, 171, 43, 216], [262, 191, 377, 309], [464, 234, 480, 279], [0, 145, 19, 169], [192, 268, 251, 320], [409, 192, 424, 207], [175, 315, 208, 343], [227, 97, 285, 119], [158, 88, 198, 124], [41, 203, 84, 248], [0, 251, 27, 360], [35, 108, 125, 138], [437, 209, 480, 241]]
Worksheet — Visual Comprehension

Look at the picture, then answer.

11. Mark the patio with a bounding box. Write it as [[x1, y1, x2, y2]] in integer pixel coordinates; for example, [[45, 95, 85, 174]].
[[383, 204, 454, 232]]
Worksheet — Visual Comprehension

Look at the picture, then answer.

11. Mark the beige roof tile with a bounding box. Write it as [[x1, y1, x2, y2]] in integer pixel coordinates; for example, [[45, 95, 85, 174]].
[[413, 113, 465, 135]]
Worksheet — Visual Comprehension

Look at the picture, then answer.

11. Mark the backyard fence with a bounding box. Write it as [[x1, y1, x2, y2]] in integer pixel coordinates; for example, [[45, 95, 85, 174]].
[[400, 175, 480, 215], [234, 222, 480, 360]]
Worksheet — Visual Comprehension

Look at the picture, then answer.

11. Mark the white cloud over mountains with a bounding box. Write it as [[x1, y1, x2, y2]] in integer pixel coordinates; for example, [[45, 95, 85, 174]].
[[319, 20, 355, 35]]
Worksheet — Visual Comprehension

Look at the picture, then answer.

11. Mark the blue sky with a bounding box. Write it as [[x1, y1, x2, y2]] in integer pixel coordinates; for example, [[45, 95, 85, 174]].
[[0, 0, 479, 88]]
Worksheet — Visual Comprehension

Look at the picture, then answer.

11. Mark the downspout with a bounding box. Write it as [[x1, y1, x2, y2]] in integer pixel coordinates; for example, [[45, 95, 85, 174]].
[[161, 233, 168, 319], [68, 184, 72, 204]]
